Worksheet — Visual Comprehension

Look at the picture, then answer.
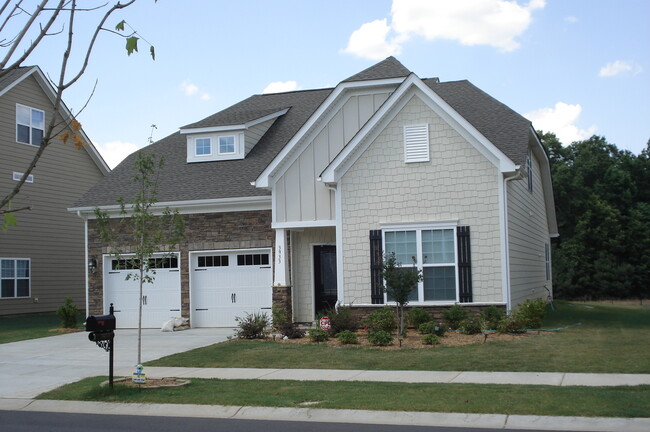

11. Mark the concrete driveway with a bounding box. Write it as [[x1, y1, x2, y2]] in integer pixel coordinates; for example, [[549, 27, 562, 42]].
[[0, 328, 234, 399]]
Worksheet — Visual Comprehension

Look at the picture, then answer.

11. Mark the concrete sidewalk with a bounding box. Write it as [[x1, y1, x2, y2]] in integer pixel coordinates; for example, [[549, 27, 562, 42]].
[[122, 366, 650, 387]]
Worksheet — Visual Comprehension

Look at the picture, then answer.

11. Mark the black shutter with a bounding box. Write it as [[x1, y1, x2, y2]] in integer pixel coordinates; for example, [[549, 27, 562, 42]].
[[369, 230, 384, 304], [457, 226, 472, 303]]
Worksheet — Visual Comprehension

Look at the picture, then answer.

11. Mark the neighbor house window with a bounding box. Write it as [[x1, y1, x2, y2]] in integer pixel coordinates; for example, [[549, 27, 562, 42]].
[[16, 104, 44, 146], [383, 226, 457, 302], [218, 135, 235, 154], [195, 138, 212, 156], [1, 258, 30, 298], [403, 124, 429, 163], [12, 172, 34, 183]]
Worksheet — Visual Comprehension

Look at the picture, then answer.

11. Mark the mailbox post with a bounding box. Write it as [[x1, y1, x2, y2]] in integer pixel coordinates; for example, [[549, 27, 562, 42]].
[[86, 304, 116, 388]]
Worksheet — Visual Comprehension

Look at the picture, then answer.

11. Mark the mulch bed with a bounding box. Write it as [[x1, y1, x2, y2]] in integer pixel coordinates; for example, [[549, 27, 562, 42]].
[[49, 328, 84, 334]]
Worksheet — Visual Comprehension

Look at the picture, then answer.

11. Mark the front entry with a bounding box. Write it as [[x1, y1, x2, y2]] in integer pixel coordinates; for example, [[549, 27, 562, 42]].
[[314, 245, 337, 316]]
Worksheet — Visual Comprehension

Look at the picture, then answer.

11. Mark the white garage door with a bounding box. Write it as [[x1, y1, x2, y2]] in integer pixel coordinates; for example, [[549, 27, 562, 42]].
[[191, 249, 272, 327], [104, 254, 181, 329]]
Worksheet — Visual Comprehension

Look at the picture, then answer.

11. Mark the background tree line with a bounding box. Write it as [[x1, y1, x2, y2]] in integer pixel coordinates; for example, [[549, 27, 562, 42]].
[[540, 133, 650, 301]]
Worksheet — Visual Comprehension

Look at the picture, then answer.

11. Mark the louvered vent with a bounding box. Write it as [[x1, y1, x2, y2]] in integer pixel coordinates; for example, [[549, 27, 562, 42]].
[[403, 124, 429, 163]]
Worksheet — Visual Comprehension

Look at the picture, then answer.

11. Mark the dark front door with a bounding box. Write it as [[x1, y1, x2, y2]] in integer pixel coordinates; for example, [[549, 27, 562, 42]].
[[314, 245, 337, 316]]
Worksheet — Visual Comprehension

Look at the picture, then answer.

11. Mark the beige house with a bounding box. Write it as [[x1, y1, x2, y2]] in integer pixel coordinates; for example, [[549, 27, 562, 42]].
[[0, 66, 109, 316], [72, 58, 557, 328]]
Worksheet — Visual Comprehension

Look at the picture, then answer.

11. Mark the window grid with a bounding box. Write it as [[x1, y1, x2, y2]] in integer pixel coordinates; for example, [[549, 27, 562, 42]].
[[112, 257, 178, 270], [237, 254, 270, 266], [219, 135, 235, 154], [1, 258, 30, 298], [16, 104, 44, 146], [197, 255, 229, 268], [195, 138, 212, 156]]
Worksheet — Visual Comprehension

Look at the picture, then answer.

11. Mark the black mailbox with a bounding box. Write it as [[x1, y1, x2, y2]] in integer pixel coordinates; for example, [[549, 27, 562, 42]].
[[86, 314, 116, 332]]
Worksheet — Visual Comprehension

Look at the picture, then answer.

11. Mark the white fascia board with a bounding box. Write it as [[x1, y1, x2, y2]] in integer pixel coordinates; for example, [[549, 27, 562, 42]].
[[180, 108, 290, 135], [530, 126, 559, 237], [271, 220, 336, 229], [254, 77, 407, 189], [0, 67, 37, 97], [69, 195, 272, 218]]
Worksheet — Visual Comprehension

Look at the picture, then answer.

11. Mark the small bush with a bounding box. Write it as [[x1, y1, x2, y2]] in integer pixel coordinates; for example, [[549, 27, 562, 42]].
[[309, 328, 329, 342], [421, 334, 441, 345], [235, 312, 269, 339], [57, 297, 78, 328], [514, 298, 547, 328], [407, 307, 431, 328], [336, 330, 358, 344], [324, 305, 359, 335], [497, 314, 527, 334], [366, 307, 397, 333], [479, 305, 505, 330], [272, 304, 304, 339], [418, 321, 447, 337], [368, 330, 393, 346], [460, 317, 482, 335], [443, 304, 468, 330]]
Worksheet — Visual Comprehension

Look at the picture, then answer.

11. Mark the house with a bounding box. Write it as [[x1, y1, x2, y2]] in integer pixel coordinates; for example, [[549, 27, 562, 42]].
[[0, 66, 109, 316], [70, 57, 558, 328]]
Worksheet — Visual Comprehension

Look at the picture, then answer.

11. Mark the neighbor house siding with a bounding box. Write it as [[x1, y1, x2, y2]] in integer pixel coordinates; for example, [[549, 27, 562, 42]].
[[507, 151, 551, 307], [274, 92, 391, 224], [340, 94, 503, 305], [0, 75, 105, 315]]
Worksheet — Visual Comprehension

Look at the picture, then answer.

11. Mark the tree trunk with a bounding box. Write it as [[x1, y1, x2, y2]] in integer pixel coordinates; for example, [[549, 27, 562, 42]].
[[138, 267, 143, 365]]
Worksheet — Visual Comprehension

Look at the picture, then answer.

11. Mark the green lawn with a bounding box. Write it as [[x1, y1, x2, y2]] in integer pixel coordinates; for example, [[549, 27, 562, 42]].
[[38, 377, 650, 418], [149, 302, 650, 373], [0, 313, 84, 344]]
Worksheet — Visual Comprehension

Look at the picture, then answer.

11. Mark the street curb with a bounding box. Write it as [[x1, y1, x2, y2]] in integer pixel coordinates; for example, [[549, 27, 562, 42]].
[[1, 399, 649, 431]]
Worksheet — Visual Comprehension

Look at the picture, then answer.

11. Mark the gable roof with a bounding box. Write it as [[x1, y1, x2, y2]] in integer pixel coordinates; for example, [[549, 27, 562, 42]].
[[0, 67, 34, 95], [342, 56, 411, 82]]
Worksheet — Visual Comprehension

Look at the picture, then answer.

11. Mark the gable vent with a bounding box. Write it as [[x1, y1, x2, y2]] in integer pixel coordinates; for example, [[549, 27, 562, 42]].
[[404, 124, 429, 163]]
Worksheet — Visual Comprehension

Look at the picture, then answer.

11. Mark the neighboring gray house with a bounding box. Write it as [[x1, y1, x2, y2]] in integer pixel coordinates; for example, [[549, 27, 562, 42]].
[[71, 58, 557, 328], [0, 66, 109, 316]]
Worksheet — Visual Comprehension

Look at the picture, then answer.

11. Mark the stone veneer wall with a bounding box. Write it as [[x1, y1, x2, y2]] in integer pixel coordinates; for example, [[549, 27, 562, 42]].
[[87, 210, 273, 319]]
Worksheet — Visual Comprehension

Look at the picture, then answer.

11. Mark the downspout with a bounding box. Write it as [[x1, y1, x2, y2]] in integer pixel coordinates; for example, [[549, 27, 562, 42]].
[[324, 182, 344, 310], [503, 169, 523, 312], [78, 210, 90, 318]]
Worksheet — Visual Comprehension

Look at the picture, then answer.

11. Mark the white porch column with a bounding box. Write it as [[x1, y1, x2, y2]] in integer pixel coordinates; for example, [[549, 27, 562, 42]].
[[274, 228, 289, 285]]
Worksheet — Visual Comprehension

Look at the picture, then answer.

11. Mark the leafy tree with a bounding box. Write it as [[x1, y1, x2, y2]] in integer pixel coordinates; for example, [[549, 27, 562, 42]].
[[94, 150, 184, 365], [381, 253, 423, 337], [1, 0, 155, 229]]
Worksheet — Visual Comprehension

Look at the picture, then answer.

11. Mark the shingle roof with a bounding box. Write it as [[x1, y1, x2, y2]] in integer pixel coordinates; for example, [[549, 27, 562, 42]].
[[0, 66, 34, 94], [181, 105, 290, 130], [342, 56, 411, 82]]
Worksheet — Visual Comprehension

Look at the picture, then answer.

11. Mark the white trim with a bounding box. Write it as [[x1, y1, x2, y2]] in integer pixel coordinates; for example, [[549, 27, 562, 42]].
[[218, 135, 236, 155], [180, 108, 289, 135], [335, 185, 344, 308], [84, 217, 89, 317], [272, 220, 336, 229], [274, 229, 288, 285], [380, 220, 459, 230], [501, 170, 522, 311], [16, 103, 44, 146], [194, 137, 212, 157], [0, 257, 32, 299]]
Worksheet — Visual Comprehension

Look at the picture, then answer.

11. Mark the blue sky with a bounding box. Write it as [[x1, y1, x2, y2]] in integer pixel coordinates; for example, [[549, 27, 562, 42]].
[[18, 0, 650, 168]]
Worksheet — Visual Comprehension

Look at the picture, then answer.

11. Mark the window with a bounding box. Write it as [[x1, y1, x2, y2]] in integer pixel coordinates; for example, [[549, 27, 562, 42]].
[[12, 172, 34, 183], [404, 124, 429, 163], [237, 253, 269, 266], [16, 104, 44, 146], [545, 243, 551, 281], [384, 227, 457, 302], [1, 258, 30, 298], [218, 135, 235, 154], [195, 138, 212, 156], [112, 257, 178, 270], [198, 255, 229, 267], [527, 150, 533, 193]]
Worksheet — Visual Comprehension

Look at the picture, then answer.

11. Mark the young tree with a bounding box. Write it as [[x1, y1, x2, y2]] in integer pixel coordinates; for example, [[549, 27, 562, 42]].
[[381, 253, 423, 337], [94, 149, 184, 365], [1, 0, 155, 228]]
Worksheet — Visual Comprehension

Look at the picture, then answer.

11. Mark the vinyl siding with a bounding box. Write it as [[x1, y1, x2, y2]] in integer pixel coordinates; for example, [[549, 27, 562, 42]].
[[0, 75, 105, 315], [244, 118, 275, 155]]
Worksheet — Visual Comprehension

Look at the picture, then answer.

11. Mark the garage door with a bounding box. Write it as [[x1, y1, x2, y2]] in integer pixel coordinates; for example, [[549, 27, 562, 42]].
[[104, 254, 181, 329], [191, 249, 272, 327]]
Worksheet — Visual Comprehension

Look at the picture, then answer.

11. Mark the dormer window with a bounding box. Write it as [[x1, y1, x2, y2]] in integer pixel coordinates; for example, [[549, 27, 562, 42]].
[[195, 138, 212, 156], [218, 136, 235, 154]]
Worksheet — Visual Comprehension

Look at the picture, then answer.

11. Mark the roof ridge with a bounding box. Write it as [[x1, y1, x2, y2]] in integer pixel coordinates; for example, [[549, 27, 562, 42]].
[[342, 56, 411, 83]]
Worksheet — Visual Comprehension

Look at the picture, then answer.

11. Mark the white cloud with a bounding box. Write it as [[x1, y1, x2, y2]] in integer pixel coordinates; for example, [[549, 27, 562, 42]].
[[564, 16, 578, 23], [95, 140, 140, 169], [262, 80, 300, 94], [343, 0, 545, 59], [180, 80, 198, 96], [525, 102, 597, 145], [599, 60, 643, 77], [342, 18, 401, 60], [200, 93, 211, 101]]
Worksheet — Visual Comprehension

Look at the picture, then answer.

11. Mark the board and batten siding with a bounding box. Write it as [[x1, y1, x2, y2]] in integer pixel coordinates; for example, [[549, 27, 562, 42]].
[[340, 94, 503, 305], [0, 74, 105, 315], [507, 150, 551, 307], [274, 92, 390, 224]]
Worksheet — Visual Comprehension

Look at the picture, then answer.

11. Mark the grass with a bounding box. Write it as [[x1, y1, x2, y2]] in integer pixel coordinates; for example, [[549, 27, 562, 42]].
[[38, 376, 650, 418], [148, 301, 650, 373], [0, 313, 84, 344]]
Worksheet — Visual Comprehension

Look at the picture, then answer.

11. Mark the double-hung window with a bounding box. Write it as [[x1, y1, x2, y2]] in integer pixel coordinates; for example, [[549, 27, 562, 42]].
[[16, 104, 44, 146], [383, 225, 458, 303], [195, 138, 212, 156], [1, 258, 30, 298]]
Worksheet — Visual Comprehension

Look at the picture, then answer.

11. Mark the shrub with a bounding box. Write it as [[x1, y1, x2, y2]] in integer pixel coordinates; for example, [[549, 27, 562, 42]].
[[514, 298, 547, 328], [336, 330, 358, 344], [460, 317, 482, 335], [235, 312, 269, 339], [272, 304, 304, 339], [421, 334, 441, 345], [479, 305, 505, 330], [443, 304, 468, 330], [418, 321, 447, 337], [407, 307, 431, 328], [309, 328, 329, 342], [57, 297, 78, 328], [366, 307, 396, 333], [324, 305, 359, 335], [497, 314, 527, 334], [368, 330, 393, 346]]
